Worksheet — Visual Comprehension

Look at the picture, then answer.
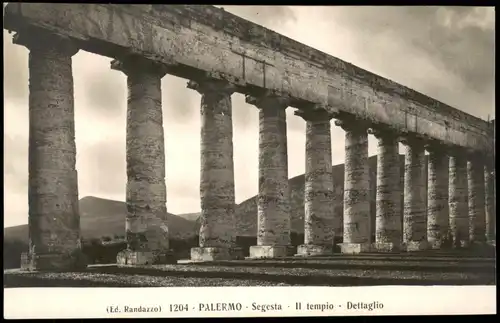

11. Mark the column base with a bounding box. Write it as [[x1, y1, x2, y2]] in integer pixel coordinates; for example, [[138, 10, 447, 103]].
[[295, 244, 333, 257], [116, 249, 176, 266], [403, 241, 429, 252], [190, 247, 244, 262], [339, 243, 372, 254], [427, 239, 450, 250], [452, 240, 470, 249], [247, 245, 294, 259], [20, 251, 87, 272], [372, 242, 401, 253]]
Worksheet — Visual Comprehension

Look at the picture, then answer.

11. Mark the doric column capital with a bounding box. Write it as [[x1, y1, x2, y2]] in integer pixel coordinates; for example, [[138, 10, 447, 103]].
[[484, 156, 495, 170], [294, 103, 335, 122], [446, 145, 469, 158], [333, 114, 370, 133], [245, 89, 291, 111], [187, 78, 236, 96], [13, 28, 79, 56], [398, 132, 427, 147], [111, 54, 170, 78], [424, 139, 449, 155], [465, 150, 486, 163], [186, 70, 243, 96], [367, 124, 401, 140]]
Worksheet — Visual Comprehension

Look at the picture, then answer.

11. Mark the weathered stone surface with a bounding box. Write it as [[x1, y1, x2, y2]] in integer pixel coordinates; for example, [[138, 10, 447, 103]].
[[14, 29, 84, 271], [372, 243, 399, 253], [117, 250, 153, 265], [402, 137, 428, 251], [246, 91, 291, 258], [467, 155, 486, 243], [426, 145, 449, 249], [296, 244, 333, 256], [111, 55, 170, 264], [188, 76, 237, 260], [339, 243, 371, 254], [295, 108, 335, 256], [190, 247, 244, 262], [449, 151, 469, 247], [335, 117, 371, 253], [484, 161, 496, 242], [247, 245, 294, 259], [370, 128, 401, 251], [4, 4, 491, 152]]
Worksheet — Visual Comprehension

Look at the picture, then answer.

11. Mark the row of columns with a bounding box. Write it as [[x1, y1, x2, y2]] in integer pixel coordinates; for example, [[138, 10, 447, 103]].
[[19, 30, 495, 270]]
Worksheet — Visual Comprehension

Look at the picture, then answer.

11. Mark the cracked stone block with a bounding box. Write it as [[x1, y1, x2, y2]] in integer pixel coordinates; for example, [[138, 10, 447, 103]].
[[296, 244, 333, 256], [248, 245, 293, 259], [339, 243, 371, 254]]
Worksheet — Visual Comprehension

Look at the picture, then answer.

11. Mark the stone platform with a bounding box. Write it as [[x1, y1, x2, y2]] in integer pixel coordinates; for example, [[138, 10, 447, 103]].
[[6, 249, 495, 288], [116, 250, 176, 266], [338, 243, 372, 254], [246, 245, 296, 259], [295, 244, 333, 256], [189, 247, 244, 262], [20, 251, 87, 272]]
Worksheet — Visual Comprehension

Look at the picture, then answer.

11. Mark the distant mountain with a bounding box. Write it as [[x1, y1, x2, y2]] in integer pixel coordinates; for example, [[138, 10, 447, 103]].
[[4, 196, 198, 244], [177, 212, 201, 222]]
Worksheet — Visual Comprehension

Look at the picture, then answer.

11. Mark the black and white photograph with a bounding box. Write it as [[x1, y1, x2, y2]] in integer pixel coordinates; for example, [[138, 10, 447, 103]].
[[3, 3, 496, 318]]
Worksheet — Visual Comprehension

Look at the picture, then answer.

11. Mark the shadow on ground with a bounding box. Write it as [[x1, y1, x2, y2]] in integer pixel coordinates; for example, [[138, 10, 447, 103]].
[[4, 261, 496, 288], [4, 248, 496, 288]]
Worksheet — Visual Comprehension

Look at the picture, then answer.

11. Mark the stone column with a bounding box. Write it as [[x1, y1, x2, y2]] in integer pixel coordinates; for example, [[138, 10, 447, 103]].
[[246, 91, 292, 259], [111, 56, 170, 265], [426, 143, 450, 249], [484, 160, 496, 243], [448, 148, 469, 248], [187, 77, 240, 261], [467, 153, 486, 244], [368, 127, 402, 252], [334, 116, 371, 254], [13, 30, 85, 271], [295, 107, 335, 256], [401, 136, 428, 251]]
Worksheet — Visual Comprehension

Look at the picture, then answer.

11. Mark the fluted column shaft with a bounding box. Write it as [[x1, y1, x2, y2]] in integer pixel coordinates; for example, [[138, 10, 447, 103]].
[[449, 150, 469, 247], [484, 161, 496, 242], [402, 137, 428, 251], [370, 128, 401, 251], [296, 108, 334, 256], [335, 117, 371, 253], [426, 146, 449, 249], [467, 155, 486, 243], [15, 30, 83, 271], [188, 78, 238, 261], [111, 56, 169, 264], [247, 92, 291, 258]]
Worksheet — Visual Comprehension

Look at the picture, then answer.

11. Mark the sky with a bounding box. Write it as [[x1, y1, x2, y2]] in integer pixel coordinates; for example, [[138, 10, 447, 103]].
[[3, 5, 495, 228]]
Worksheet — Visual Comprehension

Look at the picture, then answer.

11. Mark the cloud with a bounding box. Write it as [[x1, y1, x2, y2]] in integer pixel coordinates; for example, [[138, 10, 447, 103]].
[[162, 75, 199, 124], [307, 6, 495, 119], [3, 30, 29, 104], [4, 135, 28, 193]]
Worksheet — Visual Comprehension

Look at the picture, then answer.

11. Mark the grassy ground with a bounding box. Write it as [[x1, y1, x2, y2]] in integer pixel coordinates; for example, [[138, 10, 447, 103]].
[[4, 252, 496, 288]]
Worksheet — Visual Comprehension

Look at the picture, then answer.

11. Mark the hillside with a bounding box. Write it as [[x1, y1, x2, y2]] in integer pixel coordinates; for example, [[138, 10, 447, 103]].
[[234, 154, 428, 238], [4, 196, 198, 244], [177, 212, 201, 222]]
